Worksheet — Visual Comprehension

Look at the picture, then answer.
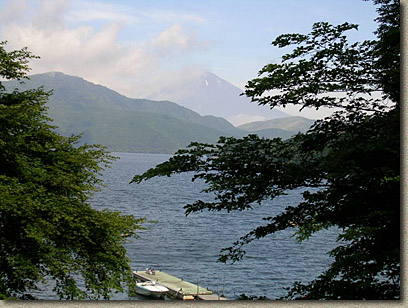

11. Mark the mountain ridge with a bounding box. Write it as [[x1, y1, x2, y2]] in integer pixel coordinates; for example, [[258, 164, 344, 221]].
[[4, 72, 241, 153], [9, 71, 239, 134], [238, 116, 314, 133], [3, 72, 313, 153]]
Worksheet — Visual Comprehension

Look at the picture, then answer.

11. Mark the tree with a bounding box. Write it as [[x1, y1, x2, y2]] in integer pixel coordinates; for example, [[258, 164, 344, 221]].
[[132, 0, 400, 299], [0, 42, 145, 300]]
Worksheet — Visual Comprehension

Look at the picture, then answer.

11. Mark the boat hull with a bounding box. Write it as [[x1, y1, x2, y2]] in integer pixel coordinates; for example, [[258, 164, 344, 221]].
[[135, 282, 169, 298]]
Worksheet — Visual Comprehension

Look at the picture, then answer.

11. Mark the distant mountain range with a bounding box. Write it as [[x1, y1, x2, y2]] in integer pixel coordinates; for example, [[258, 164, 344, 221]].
[[146, 71, 289, 126], [3, 72, 314, 153], [237, 117, 315, 139]]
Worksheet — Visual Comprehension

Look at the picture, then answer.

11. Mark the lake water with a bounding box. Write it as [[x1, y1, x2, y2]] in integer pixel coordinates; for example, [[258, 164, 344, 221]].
[[40, 152, 339, 300]]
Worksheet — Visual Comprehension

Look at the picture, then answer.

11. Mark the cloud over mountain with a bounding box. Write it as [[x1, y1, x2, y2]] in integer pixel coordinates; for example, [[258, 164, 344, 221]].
[[0, 0, 207, 100]]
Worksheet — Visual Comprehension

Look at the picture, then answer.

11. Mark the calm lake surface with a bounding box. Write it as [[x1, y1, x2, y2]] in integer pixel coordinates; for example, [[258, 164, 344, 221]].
[[41, 152, 339, 300]]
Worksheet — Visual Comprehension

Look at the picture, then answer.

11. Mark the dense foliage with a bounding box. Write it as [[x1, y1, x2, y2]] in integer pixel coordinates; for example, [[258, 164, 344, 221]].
[[0, 42, 145, 299], [132, 0, 400, 299]]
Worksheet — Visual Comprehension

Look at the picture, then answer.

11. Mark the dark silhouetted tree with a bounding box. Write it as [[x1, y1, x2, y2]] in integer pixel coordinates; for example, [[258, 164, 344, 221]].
[[0, 42, 145, 300], [132, 0, 399, 300]]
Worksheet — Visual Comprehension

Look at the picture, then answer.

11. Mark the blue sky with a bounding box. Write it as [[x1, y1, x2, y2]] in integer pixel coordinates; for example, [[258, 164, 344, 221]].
[[0, 0, 379, 118]]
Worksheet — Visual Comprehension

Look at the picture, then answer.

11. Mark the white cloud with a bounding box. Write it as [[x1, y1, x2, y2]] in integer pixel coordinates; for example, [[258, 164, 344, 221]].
[[67, 1, 139, 24], [31, 0, 69, 31], [0, 0, 207, 98], [140, 10, 205, 24], [153, 23, 207, 56], [67, 0, 205, 25], [0, 0, 30, 24]]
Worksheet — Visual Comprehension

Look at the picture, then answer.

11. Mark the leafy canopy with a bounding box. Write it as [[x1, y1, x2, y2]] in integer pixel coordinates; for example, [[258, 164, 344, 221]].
[[0, 41, 145, 300], [132, 0, 400, 300]]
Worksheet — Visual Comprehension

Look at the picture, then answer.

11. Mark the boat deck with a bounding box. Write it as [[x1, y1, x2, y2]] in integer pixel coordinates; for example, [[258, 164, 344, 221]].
[[133, 270, 214, 300]]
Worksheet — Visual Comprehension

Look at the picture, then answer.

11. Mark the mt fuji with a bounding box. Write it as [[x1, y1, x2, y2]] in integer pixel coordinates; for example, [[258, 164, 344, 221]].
[[145, 71, 289, 126]]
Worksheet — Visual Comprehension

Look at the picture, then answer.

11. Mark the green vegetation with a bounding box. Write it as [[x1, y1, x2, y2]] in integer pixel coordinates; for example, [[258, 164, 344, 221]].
[[3, 72, 312, 153], [236, 293, 269, 300], [3, 72, 240, 153], [0, 42, 145, 299], [132, 0, 400, 299]]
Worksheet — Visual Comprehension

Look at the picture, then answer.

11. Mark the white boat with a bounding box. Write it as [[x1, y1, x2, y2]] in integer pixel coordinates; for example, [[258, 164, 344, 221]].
[[135, 280, 169, 298]]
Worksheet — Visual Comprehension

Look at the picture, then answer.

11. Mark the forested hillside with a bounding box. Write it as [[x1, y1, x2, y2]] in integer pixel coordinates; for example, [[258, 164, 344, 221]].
[[4, 72, 311, 153]]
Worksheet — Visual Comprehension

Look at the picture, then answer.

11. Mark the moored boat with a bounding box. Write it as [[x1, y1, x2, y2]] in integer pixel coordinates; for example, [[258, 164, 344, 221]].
[[135, 280, 169, 298]]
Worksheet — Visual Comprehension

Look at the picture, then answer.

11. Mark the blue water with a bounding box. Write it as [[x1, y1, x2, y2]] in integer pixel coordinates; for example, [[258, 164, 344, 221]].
[[40, 152, 339, 300]]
